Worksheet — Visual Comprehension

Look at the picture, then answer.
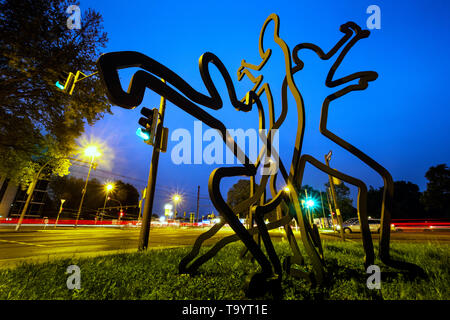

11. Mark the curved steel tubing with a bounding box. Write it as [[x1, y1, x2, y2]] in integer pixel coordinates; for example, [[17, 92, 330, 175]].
[[95, 13, 423, 298], [292, 22, 423, 276]]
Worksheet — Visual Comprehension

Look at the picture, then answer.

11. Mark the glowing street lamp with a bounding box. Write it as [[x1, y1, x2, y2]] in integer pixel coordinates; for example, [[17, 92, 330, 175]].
[[99, 183, 115, 223], [84, 145, 101, 158], [75, 145, 101, 227]]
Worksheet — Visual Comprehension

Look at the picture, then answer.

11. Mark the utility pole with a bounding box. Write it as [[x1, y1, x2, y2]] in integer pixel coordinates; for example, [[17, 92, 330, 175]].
[[75, 155, 95, 228], [196, 185, 200, 223], [319, 192, 327, 228], [304, 189, 312, 224], [325, 151, 345, 240], [138, 89, 167, 251], [138, 187, 146, 221]]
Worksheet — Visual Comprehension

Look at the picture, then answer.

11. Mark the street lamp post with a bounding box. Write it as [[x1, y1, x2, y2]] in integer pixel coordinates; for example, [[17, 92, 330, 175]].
[[325, 151, 345, 240], [105, 197, 122, 222], [75, 146, 100, 228], [172, 194, 181, 220], [14, 156, 90, 231], [15, 157, 56, 231], [319, 191, 328, 228], [326, 187, 336, 231], [99, 183, 114, 224], [54, 199, 66, 228]]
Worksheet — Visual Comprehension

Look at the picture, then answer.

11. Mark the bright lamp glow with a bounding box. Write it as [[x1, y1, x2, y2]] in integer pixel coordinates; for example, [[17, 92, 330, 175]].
[[173, 194, 181, 203], [306, 199, 315, 208], [84, 145, 101, 158], [105, 183, 114, 192], [283, 186, 290, 193]]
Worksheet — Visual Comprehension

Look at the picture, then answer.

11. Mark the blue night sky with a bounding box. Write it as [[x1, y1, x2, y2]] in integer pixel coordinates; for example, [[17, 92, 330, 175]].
[[72, 0, 450, 217]]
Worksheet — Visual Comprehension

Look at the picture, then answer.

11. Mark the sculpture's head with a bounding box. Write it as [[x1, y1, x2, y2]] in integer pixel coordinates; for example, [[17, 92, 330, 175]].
[[292, 21, 378, 91]]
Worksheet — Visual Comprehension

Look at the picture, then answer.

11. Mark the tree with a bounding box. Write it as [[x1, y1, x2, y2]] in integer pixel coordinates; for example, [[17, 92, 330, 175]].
[[48, 176, 141, 219], [367, 185, 383, 219], [113, 180, 140, 218], [114, 180, 140, 207], [0, 0, 110, 187], [325, 181, 356, 221], [367, 181, 425, 219], [421, 164, 450, 218], [227, 179, 260, 218], [47, 175, 105, 219]]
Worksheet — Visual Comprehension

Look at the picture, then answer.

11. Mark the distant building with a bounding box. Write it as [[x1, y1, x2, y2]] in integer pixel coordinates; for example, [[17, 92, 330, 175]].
[[0, 177, 50, 219], [0, 177, 17, 218]]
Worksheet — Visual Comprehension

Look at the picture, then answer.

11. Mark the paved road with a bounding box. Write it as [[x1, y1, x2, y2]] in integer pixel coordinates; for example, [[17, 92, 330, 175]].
[[322, 230, 450, 243], [0, 226, 243, 268], [0, 226, 448, 268]]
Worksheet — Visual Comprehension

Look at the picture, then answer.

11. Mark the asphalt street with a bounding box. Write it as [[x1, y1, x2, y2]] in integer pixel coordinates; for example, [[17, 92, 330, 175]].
[[0, 226, 449, 268], [0, 226, 238, 268]]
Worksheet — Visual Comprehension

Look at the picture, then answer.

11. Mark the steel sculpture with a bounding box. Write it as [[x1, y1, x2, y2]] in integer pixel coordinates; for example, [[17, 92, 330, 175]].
[[96, 13, 423, 298]]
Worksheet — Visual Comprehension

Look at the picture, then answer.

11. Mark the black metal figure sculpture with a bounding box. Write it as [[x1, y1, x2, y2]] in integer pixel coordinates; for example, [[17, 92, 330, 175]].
[[96, 13, 423, 298]]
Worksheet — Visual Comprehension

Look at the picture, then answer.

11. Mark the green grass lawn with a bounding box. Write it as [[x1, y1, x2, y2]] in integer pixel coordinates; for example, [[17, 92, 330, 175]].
[[0, 240, 448, 300]]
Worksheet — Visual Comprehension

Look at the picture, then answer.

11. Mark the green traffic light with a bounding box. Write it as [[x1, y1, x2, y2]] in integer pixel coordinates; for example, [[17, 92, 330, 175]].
[[136, 128, 150, 140], [55, 81, 65, 90], [306, 199, 315, 208]]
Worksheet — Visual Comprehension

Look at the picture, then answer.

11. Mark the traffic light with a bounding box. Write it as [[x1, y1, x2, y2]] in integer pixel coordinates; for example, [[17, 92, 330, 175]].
[[306, 199, 315, 208], [136, 107, 169, 152], [55, 70, 98, 95], [55, 71, 75, 93], [136, 107, 159, 146]]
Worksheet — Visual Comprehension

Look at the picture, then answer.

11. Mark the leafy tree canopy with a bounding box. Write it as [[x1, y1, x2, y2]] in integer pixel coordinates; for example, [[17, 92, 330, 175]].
[[47, 175, 140, 219], [226, 179, 258, 218], [325, 181, 356, 221], [367, 181, 425, 219], [0, 0, 110, 187], [421, 164, 450, 218]]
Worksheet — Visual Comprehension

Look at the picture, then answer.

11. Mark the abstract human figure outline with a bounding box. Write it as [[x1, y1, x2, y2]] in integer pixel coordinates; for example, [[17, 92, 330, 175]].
[[96, 13, 423, 297]]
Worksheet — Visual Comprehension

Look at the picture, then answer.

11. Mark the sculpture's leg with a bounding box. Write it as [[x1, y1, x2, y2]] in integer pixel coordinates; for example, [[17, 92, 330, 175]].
[[288, 190, 326, 285], [318, 89, 423, 275], [182, 215, 289, 273], [379, 177, 425, 277], [209, 167, 276, 297], [252, 205, 283, 297], [239, 208, 258, 261], [296, 154, 376, 271], [283, 222, 305, 266], [179, 220, 225, 274]]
